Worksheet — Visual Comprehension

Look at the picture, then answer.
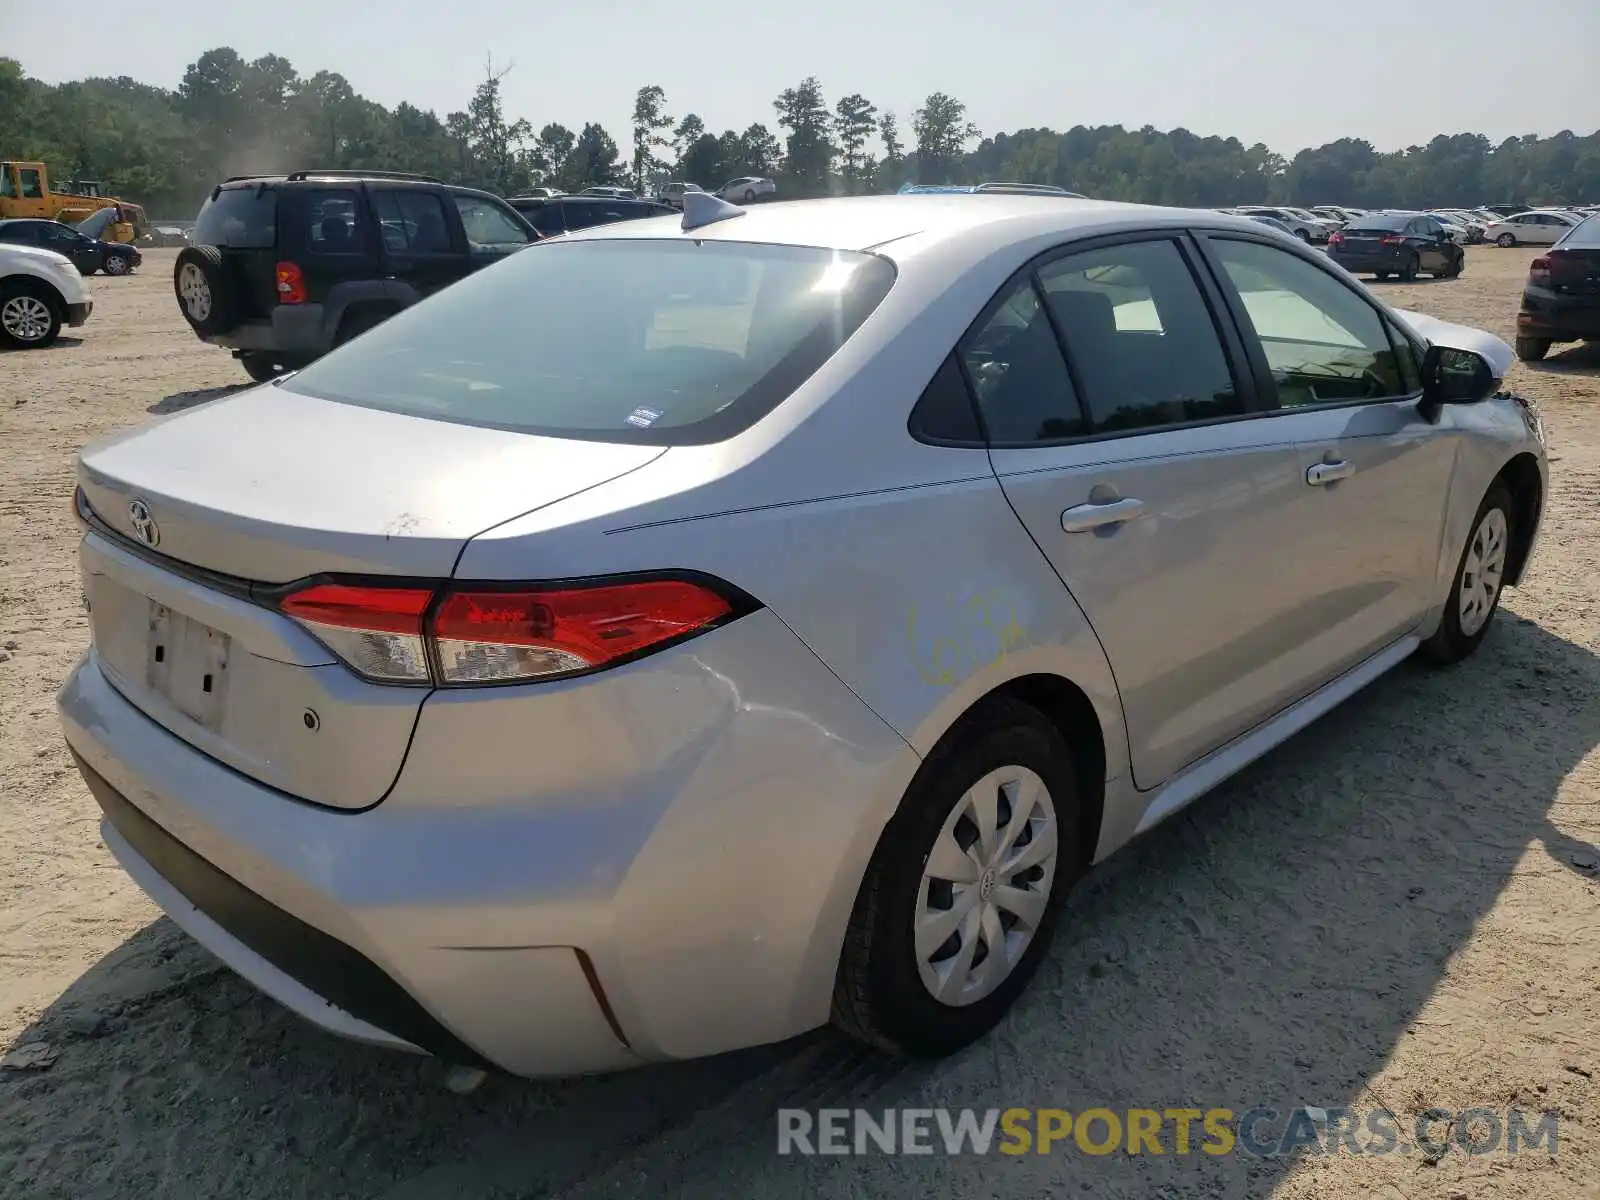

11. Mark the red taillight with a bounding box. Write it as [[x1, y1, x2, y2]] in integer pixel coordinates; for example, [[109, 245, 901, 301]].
[[278, 577, 742, 686], [275, 261, 307, 304], [1529, 255, 1553, 282], [1379, 235, 1405, 245], [1328, 231, 1343, 247], [280, 584, 433, 683]]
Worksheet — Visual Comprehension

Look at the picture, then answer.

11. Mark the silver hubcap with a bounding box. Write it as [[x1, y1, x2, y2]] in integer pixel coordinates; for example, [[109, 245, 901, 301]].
[[178, 263, 212, 320], [1, 295, 52, 342], [106, 256, 128, 274], [915, 765, 1058, 1007], [1459, 507, 1508, 637]]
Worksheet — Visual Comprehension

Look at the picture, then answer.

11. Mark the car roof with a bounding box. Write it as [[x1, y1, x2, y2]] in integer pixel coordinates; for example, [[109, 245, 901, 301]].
[[559, 193, 1275, 258]]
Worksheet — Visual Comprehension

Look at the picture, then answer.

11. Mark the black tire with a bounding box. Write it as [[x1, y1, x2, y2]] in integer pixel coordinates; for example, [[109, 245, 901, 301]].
[[1419, 484, 1514, 665], [335, 305, 397, 346], [1374, 271, 1392, 281], [743, 188, 756, 204], [173, 245, 237, 335], [1295, 227, 1311, 242], [1399, 254, 1420, 282], [1445, 252, 1464, 278], [1514, 336, 1551, 362], [238, 353, 289, 383], [1497, 232, 1516, 247], [0, 279, 63, 349], [832, 697, 1083, 1057], [102, 253, 132, 277]]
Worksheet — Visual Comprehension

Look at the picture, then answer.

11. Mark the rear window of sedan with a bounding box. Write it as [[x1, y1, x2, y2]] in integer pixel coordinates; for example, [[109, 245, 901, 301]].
[[282, 238, 896, 444], [1345, 215, 1412, 233]]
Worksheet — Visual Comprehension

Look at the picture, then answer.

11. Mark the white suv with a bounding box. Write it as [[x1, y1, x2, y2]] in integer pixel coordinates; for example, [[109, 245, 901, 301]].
[[0, 242, 93, 348]]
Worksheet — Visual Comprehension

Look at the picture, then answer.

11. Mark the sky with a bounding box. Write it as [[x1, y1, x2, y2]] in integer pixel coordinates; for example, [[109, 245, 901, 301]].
[[3, 0, 1597, 156]]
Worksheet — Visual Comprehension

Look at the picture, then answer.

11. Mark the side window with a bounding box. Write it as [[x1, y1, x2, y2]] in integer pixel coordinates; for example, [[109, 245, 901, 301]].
[[0, 168, 14, 199], [371, 190, 453, 254], [1210, 237, 1406, 407], [909, 352, 983, 443], [562, 201, 602, 231], [18, 168, 43, 198], [959, 278, 1084, 443], [452, 195, 533, 248], [1038, 238, 1243, 433], [527, 205, 565, 235], [302, 189, 365, 255]]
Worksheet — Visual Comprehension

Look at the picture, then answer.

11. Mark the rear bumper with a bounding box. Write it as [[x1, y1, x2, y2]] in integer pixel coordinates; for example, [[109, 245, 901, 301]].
[[65, 301, 92, 327], [58, 608, 918, 1077], [1518, 288, 1600, 341], [1328, 251, 1405, 273], [206, 304, 328, 356]]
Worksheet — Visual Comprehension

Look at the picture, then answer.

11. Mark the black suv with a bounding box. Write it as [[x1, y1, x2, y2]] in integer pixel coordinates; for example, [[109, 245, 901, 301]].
[[175, 170, 538, 381], [507, 194, 675, 238]]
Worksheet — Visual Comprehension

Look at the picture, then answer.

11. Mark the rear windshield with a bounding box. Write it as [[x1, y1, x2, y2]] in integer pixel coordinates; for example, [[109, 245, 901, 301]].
[[193, 185, 277, 249], [1346, 215, 1411, 233], [282, 238, 896, 444], [1560, 215, 1600, 247]]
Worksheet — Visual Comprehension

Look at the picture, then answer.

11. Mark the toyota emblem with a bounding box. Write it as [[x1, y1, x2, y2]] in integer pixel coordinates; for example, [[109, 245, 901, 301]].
[[128, 498, 160, 547]]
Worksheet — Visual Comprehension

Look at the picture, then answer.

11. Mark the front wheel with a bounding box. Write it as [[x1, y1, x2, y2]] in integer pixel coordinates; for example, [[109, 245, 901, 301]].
[[1419, 484, 1513, 665], [1514, 336, 1551, 362], [743, 188, 756, 204], [1374, 271, 1392, 281], [832, 697, 1081, 1057], [0, 283, 62, 349], [102, 254, 131, 276], [1399, 254, 1420, 282], [1497, 232, 1517, 247], [1295, 227, 1311, 242]]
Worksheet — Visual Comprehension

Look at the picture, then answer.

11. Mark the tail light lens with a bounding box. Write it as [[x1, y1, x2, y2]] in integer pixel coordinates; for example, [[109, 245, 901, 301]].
[[1328, 232, 1343, 247], [275, 261, 307, 304], [278, 575, 746, 686], [1528, 255, 1553, 282]]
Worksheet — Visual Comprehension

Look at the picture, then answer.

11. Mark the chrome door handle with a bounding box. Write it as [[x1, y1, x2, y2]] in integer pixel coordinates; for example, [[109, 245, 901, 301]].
[[1306, 460, 1354, 486], [1061, 497, 1147, 533]]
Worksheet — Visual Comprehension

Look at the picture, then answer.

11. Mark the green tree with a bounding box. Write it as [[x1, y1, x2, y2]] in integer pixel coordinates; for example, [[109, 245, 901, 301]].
[[737, 123, 782, 177], [834, 93, 878, 194], [912, 92, 978, 184], [672, 113, 705, 177], [630, 85, 673, 191], [564, 122, 621, 191], [465, 68, 531, 194], [877, 110, 906, 192], [530, 123, 576, 186], [773, 77, 833, 196]]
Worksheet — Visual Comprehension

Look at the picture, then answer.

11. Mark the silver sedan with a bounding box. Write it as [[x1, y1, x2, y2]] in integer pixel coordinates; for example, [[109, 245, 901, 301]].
[[61, 194, 1546, 1077]]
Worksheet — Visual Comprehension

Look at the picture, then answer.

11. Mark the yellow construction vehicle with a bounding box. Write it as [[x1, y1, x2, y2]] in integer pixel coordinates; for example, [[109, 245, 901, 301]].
[[0, 161, 150, 241]]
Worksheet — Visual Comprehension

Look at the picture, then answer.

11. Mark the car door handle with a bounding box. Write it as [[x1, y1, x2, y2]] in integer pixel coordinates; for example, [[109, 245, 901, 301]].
[[1306, 460, 1355, 486], [1061, 497, 1147, 532]]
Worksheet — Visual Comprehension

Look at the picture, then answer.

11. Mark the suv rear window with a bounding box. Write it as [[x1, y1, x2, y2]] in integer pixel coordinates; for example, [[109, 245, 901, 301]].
[[193, 185, 277, 249], [283, 239, 896, 444]]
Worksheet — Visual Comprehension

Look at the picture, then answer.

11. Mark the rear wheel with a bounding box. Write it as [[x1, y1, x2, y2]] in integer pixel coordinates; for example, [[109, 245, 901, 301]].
[[1399, 254, 1420, 282], [1374, 271, 1392, 281], [1294, 227, 1311, 242], [1497, 232, 1517, 247], [0, 281, 62, 349], [1514, 336, 1551, 362], [832, 697, 1081, 1057], [1445, 252, 1464, 278], [743, 188, 756, 204], [174, 245, 237, 335], [335, 306, 398, 346], [1419, 484, 1513, 664]]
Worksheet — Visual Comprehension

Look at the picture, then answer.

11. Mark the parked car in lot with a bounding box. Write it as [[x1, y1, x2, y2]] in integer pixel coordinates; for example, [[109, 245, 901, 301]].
[[61, 195, 1546, 1078], [1233, 206, 1333, 242], [173, 169, 537, 382], [1484, 210, 1581, 246], [715, 176, 777, 203], [0, 240, 93, 348], [654, 181, 703, 209], [1328, 212, 1464, 280], [1513, 213, 1600, 361], [508, 193, 676, 236], [579, 186, 637, 200], [0, 217, 142, 275], [1245, 214, 1300, 238]]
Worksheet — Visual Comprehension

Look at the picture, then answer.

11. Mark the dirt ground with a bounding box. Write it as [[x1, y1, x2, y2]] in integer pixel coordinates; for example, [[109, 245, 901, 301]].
[[1, 247, 1597, 1200]]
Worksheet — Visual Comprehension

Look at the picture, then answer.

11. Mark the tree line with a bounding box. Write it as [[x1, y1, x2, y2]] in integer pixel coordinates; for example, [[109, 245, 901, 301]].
[[2, 51, 1597, 219]]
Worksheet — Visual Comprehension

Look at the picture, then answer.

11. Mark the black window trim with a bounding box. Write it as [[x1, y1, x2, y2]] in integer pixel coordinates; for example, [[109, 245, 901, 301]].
[[910, 226, 1268, 450], [1189, 228, 1427, 418]]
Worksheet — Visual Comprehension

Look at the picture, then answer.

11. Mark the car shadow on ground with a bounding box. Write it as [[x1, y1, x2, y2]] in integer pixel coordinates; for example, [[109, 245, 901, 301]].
[[5, 613, 1596, 1200], [1527, 344, 1600, 375], [3, 336, 85, 354], [148, 383, 252, 415]]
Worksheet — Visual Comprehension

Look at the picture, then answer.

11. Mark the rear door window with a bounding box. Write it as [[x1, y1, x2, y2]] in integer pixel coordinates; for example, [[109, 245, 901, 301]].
[[193, 186, 278, 249], [525, 205, 566, 236], [370, 190, 455, 254], [960, 279, 1084, 442], [1038, 238, 1244, 433]]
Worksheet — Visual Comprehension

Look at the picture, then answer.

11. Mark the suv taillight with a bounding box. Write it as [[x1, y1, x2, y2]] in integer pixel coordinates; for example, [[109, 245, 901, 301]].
[[278, 576, 747, 686], [275, 261, 307, 304], [1528, 254, 1553, 283]]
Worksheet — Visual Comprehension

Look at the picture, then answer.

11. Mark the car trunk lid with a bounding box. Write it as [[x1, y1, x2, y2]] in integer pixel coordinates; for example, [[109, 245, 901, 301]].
[[76, 387, 662, 808], [1544, 247, 1600, 296]]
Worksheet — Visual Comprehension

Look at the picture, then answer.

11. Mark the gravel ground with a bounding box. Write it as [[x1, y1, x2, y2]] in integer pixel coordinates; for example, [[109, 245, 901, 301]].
[[1, 248, 1597, 1200]]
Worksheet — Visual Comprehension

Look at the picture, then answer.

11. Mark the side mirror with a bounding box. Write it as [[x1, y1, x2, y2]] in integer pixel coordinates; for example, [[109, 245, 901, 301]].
[[1421, 344, 1498, 410]]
